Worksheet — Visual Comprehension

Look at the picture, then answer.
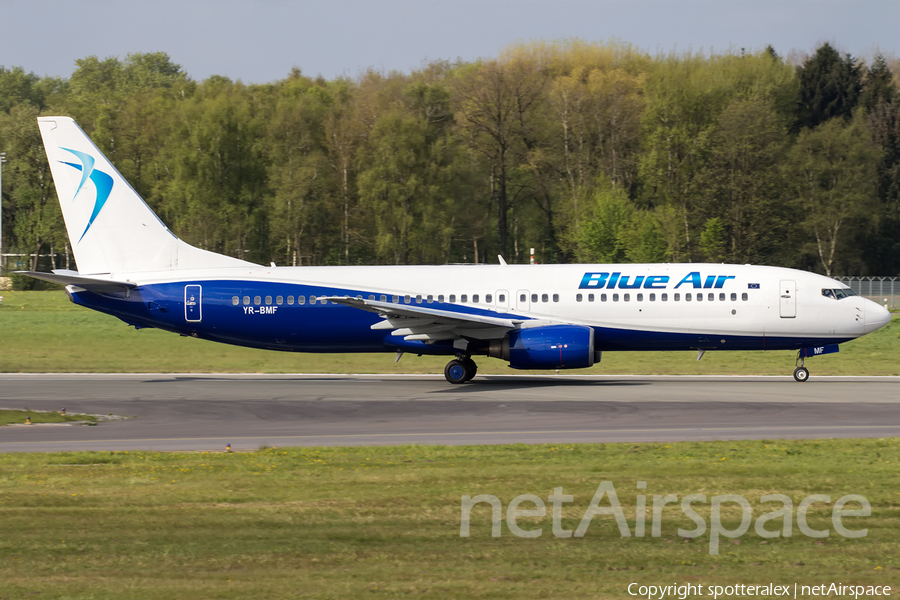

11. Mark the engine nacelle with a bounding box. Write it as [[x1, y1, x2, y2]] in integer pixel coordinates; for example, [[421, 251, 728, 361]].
[[488, 325, 598, 370]]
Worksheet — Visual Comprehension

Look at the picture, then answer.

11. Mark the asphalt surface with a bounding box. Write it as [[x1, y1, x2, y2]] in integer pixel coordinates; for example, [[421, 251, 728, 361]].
[[1, 373, 899, 452]]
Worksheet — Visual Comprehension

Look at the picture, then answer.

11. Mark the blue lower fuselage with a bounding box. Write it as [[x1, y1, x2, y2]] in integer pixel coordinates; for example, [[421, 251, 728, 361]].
[[67, 280, 853, 357]]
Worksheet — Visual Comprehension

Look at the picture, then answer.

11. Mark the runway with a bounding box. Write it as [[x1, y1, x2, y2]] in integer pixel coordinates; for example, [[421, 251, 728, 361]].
[[1, 373, 899, 452]]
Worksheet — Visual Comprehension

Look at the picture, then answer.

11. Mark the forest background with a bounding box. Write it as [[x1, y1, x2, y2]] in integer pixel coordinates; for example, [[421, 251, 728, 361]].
[[1, 40, 899, 279]]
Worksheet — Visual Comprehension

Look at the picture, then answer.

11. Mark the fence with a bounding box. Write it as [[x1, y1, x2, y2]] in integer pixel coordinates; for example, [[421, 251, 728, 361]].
[[1, 250, 71, 274], [836, 277, 897, 309]]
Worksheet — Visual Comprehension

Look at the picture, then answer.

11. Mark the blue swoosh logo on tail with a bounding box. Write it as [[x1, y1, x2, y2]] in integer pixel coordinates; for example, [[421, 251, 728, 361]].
[[59, 147, 114, 243]]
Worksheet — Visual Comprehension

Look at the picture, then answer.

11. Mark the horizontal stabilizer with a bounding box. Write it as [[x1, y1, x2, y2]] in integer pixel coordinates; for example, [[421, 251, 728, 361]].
[[17, 270, 136, 292]]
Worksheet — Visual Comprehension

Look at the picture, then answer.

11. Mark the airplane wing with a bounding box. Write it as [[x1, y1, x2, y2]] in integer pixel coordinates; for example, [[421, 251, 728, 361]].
[[325, 296, 524, 342], [17, 270, 136, 293]]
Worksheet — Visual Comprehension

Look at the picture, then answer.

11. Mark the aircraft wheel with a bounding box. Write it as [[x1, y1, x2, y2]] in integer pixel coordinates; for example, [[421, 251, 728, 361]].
[[793, 367, 810, 382], [444, 359, 468, 384], [462, 357, 478, 382]]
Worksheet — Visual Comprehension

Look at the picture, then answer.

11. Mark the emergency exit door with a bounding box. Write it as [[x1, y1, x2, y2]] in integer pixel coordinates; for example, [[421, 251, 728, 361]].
[[185, 285, 202, 322], [779, 280, 796, 318]]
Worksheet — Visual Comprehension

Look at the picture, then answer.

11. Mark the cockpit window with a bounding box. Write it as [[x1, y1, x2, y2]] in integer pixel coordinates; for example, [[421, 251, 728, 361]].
[[823, 288, 857, 300]]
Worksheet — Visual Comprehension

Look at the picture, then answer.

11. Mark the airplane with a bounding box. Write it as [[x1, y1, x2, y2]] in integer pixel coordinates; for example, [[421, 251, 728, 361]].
[[21, 117, 893, 384]]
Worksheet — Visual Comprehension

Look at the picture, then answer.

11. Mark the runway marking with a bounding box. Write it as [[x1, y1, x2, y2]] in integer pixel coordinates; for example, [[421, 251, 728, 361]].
[[1, 373, 899, 381], [4, 424, 900, 445]]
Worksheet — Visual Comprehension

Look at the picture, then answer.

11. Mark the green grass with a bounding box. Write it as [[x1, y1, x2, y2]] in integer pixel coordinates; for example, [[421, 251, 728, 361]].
[[0, 409, 97, 426], [1, 290, 899, 375], [0, 439, 898, 599]]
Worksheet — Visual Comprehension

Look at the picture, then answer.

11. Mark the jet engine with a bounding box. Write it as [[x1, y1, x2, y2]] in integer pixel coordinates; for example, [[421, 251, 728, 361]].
[[488, 325, 600, 370]]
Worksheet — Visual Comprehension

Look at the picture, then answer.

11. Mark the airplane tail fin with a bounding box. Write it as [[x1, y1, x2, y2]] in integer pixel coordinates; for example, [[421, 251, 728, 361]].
[[37, 117, 256, 276]]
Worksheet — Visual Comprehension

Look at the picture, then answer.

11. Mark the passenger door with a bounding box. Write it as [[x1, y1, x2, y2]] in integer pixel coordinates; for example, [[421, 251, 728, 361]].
[[779, 280, 796, 318], [185, 284, 202, 322]]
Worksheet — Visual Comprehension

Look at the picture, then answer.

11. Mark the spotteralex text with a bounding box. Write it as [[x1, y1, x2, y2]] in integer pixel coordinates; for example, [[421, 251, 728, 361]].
[[628, 583, 890, 600]]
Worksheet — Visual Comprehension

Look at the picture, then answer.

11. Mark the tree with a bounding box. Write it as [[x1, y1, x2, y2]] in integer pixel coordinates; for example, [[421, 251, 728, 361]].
[[795, 43, 862, 130], [865, 100, 900, 273], [454, 58, 544, 259], [693, 98, 790, 264], [860, 54, 897, 113], [786, 116, 880, 275], [266, 71, 338, 266], [574, 186, 633, 263], [0, 66, 62, 114], [160, 78, 270, 263], [0, 104, 65, 269]]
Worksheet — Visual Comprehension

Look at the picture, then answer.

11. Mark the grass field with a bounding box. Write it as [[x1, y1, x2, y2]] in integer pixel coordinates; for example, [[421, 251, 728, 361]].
[[1, 440, 898, 599], [1, 290, 898, 375], [0, 409, 97, 426]]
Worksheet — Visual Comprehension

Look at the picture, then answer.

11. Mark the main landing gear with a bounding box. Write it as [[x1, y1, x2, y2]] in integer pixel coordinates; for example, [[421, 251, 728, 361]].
[[793, 352, 810, 382], [445, 356, 478, 384]]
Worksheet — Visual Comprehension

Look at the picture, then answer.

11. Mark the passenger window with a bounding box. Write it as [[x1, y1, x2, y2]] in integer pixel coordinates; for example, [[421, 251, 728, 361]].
[[613, 293, 619, 302], [486, 294, 492, 303], [404, 295, 411, 304], [662, 293, 668, 301], [601, 294, 607, 302], [719, 293, 725, 301], [552, 294, 559, 302], [288, 296, 295, 305], [461, 294, 468, 303], [649, 293, 655, 301], [588, 293, 595, 302], [697, 293, 703, 302], [297, 296, 304, 305], [309, 296, 316, 305], [542, 294, 549, 302], [368, 295, 375, 300], [243, 296, 250, 306], [497, 294, 504, 302], [731, 293, 737, 301], [449, 294, 456, 303], [232, 296, 239, 306], [265, 296, 272, 305], [276, 296, 283, 305], [674, 293, 680, 301], [473, 294, 479, 303], [393, 295, 399, 303], [532, 294, 538, 303], [427, 295, 434, 303], [254, 296, 262, 306], [685, 294, 692, 302], [520, 294, 526, 302], [708, 293, 714, 301], [438, 295, 445, 302], [742, 293, 748, 301], [637, 293, 643, 301], [624, 293, 630, 302], [380, 295, 387, 302], [576, 293, 583, 302], [416, 295, 422, 304]]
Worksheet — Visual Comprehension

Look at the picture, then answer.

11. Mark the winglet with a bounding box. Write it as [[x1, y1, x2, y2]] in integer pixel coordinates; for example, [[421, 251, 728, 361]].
[[498, 255, 508, 266]]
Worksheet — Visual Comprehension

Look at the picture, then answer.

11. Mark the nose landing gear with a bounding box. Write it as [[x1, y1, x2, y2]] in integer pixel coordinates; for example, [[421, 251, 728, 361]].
[[793, 352, 810, 382], [444, 356, 478, 384]]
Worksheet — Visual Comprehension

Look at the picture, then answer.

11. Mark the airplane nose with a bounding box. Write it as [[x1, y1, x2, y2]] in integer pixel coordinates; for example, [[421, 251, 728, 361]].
[[865, 299, 892, 333]]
